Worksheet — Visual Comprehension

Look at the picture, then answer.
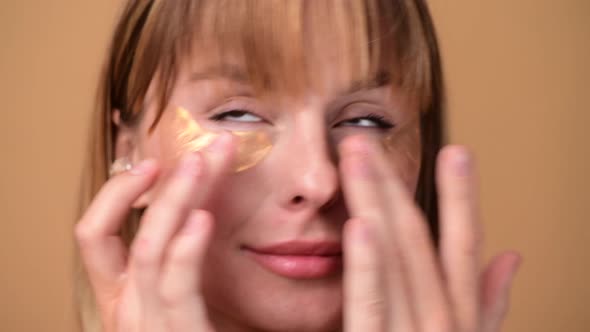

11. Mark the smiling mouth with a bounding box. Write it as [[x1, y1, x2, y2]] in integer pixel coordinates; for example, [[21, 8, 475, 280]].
[[242, 241, 343, 279]]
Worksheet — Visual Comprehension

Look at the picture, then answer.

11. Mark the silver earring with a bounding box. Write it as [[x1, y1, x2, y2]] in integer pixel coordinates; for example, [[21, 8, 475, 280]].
[[109, 157, 133, 177]]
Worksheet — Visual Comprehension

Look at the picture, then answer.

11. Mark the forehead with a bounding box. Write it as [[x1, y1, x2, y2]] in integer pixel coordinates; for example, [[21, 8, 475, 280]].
[[170, 0, 401, 97], [177, 51, 393, 101]]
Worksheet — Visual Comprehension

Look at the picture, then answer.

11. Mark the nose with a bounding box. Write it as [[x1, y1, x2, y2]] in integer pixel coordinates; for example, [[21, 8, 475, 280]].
[[275, 112, 339, 212]]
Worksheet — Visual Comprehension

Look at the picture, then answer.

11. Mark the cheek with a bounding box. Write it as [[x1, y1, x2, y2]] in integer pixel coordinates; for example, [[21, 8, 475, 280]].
[[127, 124, 172, 208], [383, 124, 422, 193], [383, 151, 421, 195], [398, 154, 421, 193], [205, 172, 271, 245]]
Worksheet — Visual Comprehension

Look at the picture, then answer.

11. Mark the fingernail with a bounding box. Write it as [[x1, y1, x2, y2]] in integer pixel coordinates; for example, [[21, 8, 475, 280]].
[[208, 132, 232, 152], [453, 147, 471, 176], [342, 135, 373, 155], [510, 255, 523, 281], [347, 154, 372, 178], [177, 153, 203, 176], [352, 219, 372, 243], [342, 137, 374, 177], [130, 159, 156, 175], [181, 211, 203, 234]]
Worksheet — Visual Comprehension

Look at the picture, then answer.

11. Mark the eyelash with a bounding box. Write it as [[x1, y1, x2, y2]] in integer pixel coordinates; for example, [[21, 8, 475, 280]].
[[210, 110, 395, 130], [337, 113, 395, 129], [210, 110, 265, 123]]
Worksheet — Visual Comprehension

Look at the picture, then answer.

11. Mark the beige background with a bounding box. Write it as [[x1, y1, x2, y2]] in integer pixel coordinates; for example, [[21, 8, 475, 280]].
[[0, 1, 588, 331]]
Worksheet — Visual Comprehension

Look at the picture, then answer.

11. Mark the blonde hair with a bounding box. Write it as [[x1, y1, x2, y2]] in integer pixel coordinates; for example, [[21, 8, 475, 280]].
[[75, 0, 445, 330]]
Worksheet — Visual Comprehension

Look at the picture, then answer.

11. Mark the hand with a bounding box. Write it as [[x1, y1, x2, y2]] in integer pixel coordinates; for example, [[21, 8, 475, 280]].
[[75, 134, 234, 332], [340, 138, 521, 332]]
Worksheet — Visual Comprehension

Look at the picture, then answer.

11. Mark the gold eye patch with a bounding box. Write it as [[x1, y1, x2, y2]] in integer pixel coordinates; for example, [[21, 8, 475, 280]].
[[156, 106, 421, 176], [158, 107, 274, 172]]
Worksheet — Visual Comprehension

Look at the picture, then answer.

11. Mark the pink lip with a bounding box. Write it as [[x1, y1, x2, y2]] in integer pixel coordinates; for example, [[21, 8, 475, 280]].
[[244, 241, 343, 279]]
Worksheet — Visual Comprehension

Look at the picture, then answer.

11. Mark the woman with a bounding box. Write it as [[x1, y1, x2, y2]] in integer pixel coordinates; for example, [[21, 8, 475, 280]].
[[75, 1, 521, 331]]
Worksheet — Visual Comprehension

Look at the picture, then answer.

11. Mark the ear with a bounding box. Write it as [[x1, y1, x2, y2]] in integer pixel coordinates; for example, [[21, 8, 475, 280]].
[[113, 109, 138, 161], [113, 109, 152, 208]]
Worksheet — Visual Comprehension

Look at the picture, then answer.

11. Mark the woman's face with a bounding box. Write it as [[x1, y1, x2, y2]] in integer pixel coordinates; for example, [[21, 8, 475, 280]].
[[126, 52, 421, 331]]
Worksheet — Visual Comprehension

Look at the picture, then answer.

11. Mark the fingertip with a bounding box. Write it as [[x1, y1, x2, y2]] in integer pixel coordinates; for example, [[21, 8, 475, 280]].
[[346, 218, 372, 244], [217, 131, 235, 147], [439, 144, 471, 160], [339, 135, 385, 164], [209, 131, 235, 156], [340, 135, 370, 153], [181, 210, 214, 235], [107, 159, 160, 188], [84, 159, 161, 231], [204, 132, 237, 174], [129, 158, 160, 176], [438, 145, 473, 178], [495, 251, 523, 272], [490, 251, 523, 291], [104, 158, 160, 198], [506, 251, 523, 280], [176, 152, 205, 178], [194, 209, 214, 225]]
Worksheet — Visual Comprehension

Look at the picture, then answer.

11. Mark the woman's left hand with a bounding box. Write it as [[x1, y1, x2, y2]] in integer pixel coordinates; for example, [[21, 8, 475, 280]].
[[340, 137, 521, 332]]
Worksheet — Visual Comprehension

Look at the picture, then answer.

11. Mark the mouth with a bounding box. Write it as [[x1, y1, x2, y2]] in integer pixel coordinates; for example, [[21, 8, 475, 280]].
[[243, 241, 343, 279]]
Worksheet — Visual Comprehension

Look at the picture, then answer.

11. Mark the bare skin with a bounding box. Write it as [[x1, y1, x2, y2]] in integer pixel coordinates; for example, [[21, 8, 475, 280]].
[[76, 129, 520, 331]]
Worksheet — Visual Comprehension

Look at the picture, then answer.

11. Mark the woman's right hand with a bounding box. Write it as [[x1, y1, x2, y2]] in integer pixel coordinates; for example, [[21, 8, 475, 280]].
[[75, 133, 234, 332]]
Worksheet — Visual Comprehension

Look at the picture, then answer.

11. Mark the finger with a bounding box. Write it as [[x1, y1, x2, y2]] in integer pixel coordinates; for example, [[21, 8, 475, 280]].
[[338, 136, 389, 228], [343, 135, 452, 332], [481, 252, 522, 332], [75, 159, 159, 289], [385, 157, 451, 332], [160, 210, 215, 331], [343, 218, 387, 331], [436, 145, 482, 331], [339, 136, 415, 331], [129, 133, 234, 302]]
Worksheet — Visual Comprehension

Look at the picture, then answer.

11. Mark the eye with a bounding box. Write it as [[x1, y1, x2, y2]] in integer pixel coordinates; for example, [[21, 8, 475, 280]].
[[210, 110, 264, 123], [337, 113, 395, 129]]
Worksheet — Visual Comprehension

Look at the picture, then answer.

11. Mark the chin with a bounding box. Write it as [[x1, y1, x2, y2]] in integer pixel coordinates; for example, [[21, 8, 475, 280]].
[[203, 258, 343, 332], [251, 280, 343, 332]]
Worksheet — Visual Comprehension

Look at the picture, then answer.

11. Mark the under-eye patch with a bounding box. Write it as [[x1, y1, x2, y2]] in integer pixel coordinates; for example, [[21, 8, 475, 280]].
[[158, 107, 275, 172]]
